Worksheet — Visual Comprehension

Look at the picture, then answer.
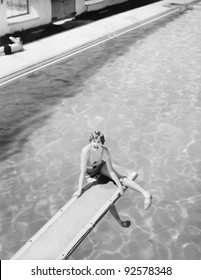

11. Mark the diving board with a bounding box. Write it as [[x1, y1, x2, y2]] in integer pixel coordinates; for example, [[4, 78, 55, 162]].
[[11, 167, 137, 260]]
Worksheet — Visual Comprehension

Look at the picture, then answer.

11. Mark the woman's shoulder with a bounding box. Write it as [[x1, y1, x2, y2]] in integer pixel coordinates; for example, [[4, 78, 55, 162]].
[[102, 146, 109, 155], [81, 144, 90, 154]]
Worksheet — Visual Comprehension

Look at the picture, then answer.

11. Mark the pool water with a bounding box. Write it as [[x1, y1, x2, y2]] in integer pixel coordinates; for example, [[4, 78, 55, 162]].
[[1, 4, 201, 260]]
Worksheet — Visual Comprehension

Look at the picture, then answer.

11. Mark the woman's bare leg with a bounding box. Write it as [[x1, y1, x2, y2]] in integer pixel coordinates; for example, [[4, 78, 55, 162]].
[[110, 204, 131, 227], [100, 164, 152, 210], [0, 46, 5, 54]]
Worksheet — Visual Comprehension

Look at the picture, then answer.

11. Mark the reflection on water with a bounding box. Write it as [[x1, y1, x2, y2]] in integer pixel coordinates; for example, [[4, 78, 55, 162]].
[[1, 5, 201, 260]]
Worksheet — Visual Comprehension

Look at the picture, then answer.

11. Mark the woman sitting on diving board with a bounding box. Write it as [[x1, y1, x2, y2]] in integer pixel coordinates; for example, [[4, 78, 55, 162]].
[[73, 131, 152, 227]]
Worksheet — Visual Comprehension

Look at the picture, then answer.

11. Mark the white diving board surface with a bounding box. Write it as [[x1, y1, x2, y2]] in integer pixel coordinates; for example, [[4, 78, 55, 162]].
[[11, 168, 137, 260]]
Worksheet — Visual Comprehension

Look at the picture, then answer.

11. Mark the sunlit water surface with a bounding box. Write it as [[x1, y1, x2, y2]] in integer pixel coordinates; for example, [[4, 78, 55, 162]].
[[0, 4, 201, 260]]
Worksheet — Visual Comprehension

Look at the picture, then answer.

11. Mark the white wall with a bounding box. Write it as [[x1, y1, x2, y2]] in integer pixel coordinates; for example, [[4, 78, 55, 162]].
[[0, 0, 52, 36], [7, 0, 52, 34], [85, 0, 128, 12], [0, 1, 8, 36], [76, 0, 86, 15], [105, 0, 128, 7]]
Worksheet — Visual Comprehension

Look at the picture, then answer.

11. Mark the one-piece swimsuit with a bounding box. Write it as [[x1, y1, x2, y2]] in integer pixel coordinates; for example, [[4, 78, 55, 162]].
[[86, 148, 106, 178]]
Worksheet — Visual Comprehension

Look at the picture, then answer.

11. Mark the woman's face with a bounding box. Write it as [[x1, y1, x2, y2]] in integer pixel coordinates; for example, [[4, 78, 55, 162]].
[[90, 138, 102, 151]]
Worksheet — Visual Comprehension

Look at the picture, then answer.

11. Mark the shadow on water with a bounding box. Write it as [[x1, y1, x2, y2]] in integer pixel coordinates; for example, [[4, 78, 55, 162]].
[[0, 113, 50, 161], [0, 11, 185, 162]]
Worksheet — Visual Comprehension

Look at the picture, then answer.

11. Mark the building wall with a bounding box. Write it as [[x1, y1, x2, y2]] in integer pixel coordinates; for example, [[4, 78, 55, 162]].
[[0, 1, 8, 36], [105, 0, 128, 6], [85, 0, 128, 11], [76, 0, 86, 15], [0, 0, 52, 36], [7, 0, 52, 34]]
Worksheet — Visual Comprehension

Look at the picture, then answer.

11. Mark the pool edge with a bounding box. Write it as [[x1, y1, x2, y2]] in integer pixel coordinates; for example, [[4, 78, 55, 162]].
[[0, 3, 180, 86]]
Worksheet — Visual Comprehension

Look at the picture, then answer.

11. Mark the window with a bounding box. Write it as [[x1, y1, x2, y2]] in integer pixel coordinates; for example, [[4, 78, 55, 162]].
[[6, 0, 29, 18]]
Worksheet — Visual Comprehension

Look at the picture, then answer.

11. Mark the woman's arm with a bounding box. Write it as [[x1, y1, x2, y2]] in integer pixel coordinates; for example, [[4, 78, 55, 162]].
[[73, 147, 88, 198], [104, 148, 124, 196], [9, 37, 17, 43]]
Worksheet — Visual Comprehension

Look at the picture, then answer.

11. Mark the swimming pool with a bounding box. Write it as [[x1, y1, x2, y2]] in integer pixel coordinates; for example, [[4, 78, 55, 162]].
[[0, 3, 201, 260]]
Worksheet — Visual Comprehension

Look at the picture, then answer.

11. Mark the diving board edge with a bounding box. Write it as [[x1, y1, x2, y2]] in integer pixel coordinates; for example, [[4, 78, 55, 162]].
[[59, 188, 122, 259], [11, 179, 97, 260]]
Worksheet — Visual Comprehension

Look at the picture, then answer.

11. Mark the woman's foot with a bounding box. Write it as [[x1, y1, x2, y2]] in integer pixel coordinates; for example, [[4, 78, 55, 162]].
[[121, 220, 131, 227], [129, 171, 138, 181], [144, 194, 152, 210]]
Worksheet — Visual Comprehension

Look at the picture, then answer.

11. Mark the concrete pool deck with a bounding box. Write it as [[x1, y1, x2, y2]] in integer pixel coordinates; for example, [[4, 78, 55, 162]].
[[0, 0, 196, 85]]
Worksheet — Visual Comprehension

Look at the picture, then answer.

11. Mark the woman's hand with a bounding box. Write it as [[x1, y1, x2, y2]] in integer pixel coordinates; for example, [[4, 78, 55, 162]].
[[118, 185, 124, 196], [72, 189, 82, 198]]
